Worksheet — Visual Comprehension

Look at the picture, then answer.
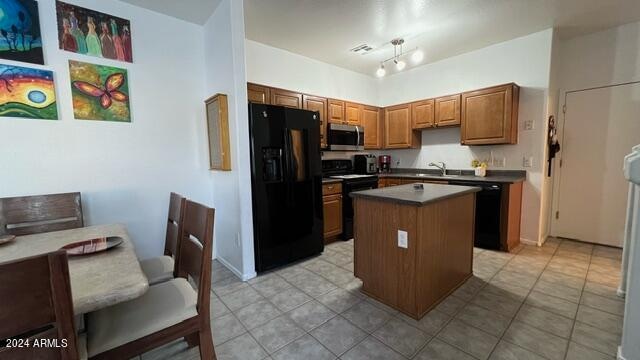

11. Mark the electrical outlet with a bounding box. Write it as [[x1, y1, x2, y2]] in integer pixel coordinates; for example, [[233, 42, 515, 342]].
[[397, 230, 408, 249], [523, 156, 533, 167], [493, 157, 505, 167], [524, 119, 535, 130]]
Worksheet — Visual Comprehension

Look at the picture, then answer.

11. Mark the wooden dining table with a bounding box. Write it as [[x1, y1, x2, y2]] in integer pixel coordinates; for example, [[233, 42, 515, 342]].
[[0, 224, 149, 314]]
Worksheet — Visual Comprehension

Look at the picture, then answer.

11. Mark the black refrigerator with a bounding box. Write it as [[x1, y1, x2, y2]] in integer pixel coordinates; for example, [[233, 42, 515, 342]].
[[249, 103, 324, 272]]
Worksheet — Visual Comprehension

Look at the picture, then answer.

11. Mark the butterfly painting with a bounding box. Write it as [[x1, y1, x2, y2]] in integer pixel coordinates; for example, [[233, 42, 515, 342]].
[[69, 60, 130, 122]]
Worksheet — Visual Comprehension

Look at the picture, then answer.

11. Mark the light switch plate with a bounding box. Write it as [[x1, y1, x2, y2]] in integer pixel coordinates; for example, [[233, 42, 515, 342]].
[[523, 156, 533, 167], [524, 119, 535, 130], [398, 230, 408, 248]]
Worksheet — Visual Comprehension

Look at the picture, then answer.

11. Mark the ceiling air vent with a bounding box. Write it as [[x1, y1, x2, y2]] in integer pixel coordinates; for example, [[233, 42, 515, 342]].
[[350, 44, 373, 54]]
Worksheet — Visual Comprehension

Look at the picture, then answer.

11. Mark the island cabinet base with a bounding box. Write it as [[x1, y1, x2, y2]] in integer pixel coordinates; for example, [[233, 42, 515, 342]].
[[353, 194, 475, 319]]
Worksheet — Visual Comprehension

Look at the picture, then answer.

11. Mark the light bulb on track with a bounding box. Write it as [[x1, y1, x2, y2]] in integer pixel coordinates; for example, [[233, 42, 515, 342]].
[[395, 59, 406, 71]]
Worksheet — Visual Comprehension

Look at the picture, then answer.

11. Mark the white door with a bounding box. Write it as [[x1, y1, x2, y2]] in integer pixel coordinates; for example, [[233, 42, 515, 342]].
[[552, 82, 640, 247]]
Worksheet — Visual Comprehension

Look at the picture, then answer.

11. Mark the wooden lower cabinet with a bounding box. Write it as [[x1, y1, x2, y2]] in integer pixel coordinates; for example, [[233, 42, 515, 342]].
[[501, 181, 523, 251], [461, 83, 519, 145], [353, 194, 475, 319], [323, 194, 342, 240], [322, 183, 343, 241], [385, 178, 402, 187]]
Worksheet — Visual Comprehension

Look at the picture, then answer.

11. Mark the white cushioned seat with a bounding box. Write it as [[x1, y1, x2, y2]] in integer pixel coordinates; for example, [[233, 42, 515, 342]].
[[87, 278, 197, 357], [139, 255, 174, 285]]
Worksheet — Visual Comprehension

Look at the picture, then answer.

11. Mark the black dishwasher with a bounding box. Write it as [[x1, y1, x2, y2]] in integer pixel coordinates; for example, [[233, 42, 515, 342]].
[[449, 181, 502, 250]]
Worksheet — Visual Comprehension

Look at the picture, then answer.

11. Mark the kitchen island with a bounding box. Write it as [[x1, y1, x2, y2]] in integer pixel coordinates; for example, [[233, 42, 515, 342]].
[[351, 183, 480, 319]]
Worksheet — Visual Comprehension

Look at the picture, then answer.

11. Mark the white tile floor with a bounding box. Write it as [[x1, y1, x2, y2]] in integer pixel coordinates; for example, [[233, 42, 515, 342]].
[[140, 237, 624, 360]]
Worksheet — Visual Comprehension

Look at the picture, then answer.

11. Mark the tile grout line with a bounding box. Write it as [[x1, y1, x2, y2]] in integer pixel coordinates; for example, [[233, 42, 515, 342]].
[[484, 240, 560, 360], [560, 243, 593, 360], [411, 249, 520, 359]]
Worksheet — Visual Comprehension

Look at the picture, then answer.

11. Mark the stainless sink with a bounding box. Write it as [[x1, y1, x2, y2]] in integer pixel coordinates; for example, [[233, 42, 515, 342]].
[[413, 173, 461, 178]]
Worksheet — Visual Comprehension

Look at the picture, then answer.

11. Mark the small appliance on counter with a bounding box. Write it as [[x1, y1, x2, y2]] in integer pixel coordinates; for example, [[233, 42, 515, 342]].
[[354, 154, 377, 174], [378, 155, 391, 173]]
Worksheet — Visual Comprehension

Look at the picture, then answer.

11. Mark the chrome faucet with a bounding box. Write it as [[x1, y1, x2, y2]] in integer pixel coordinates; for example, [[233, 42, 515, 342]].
[[428, 162, 447, 176]]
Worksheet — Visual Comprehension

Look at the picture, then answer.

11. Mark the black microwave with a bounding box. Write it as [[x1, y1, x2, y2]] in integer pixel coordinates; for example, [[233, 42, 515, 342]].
[[327, 124, 364, 151]]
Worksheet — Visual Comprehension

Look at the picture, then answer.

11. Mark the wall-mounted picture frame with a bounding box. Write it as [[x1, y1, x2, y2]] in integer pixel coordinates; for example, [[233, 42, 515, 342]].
[[205, 93, 231, 171]]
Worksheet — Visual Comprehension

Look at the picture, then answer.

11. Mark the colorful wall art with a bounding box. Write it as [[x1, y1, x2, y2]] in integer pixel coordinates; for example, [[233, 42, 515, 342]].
[[69, 60, 130, 122], [0, 0, 44, 64], [56, 1, 133, 62], [0, 64, 57, 119]]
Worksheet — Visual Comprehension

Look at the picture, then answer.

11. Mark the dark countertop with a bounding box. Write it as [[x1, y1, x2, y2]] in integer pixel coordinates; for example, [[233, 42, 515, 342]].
[[322, 178, 343, 184], [350, 183, 481, 206], [379, 169, 526, 184]]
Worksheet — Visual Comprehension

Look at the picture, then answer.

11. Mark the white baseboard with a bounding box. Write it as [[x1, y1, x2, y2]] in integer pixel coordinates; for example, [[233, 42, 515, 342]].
[[617, 287, 627, 298], [520, 237, 538, 246], [617, 346, 626, 360], [215, 256, 256, 281]]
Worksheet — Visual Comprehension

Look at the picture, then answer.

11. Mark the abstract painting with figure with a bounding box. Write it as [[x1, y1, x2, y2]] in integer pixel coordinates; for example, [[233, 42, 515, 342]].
[[56, 1, 132, 62]]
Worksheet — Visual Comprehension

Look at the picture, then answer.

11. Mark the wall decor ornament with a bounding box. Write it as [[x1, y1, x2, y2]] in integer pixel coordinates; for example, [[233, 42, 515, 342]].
[[0, 0, 44, 64], [205, 93, 231, 171], [56, 1, 133, 62], [0, 63, 57, 119], [69, 60, 130, 122]]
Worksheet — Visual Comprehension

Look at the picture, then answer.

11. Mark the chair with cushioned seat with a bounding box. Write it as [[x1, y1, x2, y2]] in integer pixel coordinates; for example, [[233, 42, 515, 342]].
[[87, 199, 215, 359], [139, 192, 186, 285], [0, 250, 86, 360]]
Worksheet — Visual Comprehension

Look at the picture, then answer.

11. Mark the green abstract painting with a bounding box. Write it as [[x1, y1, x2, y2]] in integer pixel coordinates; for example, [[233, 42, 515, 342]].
[[69, 60, 130, 122]]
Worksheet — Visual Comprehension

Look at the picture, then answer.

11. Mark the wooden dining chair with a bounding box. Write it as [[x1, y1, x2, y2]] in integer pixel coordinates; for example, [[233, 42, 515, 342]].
[[87, 200, 215, 359], [0, 192, 83, 236], [139, 192, 186, 285], [0, 250, 86, 360]]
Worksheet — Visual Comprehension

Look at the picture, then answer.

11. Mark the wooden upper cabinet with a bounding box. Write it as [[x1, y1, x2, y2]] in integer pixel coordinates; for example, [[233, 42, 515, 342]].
[[362, 105, 382, 149], [435, 94, 461, 127], [411, 99, 435, 129], [345, 102, 362, 126], [303, 95, 328, 149], [271, 88, 302, 109], [247, 83, 270, 104], [328, 99, 345, 124], [461, 83, 519, 145], [384, 104, 420, 149]]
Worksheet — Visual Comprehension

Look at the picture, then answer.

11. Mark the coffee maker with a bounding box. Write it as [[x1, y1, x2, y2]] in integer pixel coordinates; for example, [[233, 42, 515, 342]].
[[378, 155, 391, 173]]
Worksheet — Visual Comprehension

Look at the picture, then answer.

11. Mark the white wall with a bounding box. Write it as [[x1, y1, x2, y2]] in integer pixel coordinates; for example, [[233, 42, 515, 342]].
[[550, 21, 640, 244], [203, 0, 255, 279], [0, 0, 211, 259], [375, 29, 554, 244], [559, 21, 640, 91], [245, 39, 379, 105], [539, 28, 562, 244]]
